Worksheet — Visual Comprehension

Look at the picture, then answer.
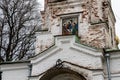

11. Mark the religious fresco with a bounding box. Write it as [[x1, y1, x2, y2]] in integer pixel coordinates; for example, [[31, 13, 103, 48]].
[[62, 17, 78, 35]]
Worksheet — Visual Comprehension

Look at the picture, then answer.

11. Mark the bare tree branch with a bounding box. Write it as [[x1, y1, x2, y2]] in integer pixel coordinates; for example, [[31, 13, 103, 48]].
[[0, 0, 41, 62]]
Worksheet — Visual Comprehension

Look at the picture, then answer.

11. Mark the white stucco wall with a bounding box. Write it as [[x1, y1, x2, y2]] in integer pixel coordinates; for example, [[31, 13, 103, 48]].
[[0, 0, 118, 80], [35, 32, 54, 54], [0, 36, 120, 80], [103, 51, 120, 80], [0, 62, 29, 80], [110, 52, 120, 80], [31, 36, 104, 80]]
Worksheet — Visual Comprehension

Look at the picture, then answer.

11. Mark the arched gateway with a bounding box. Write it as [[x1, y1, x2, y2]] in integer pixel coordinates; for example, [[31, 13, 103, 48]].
[[40, 68, 86, 80]]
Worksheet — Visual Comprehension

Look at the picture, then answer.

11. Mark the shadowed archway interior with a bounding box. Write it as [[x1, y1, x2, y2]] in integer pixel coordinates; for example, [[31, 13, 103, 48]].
[[39, 68, 86, 80]]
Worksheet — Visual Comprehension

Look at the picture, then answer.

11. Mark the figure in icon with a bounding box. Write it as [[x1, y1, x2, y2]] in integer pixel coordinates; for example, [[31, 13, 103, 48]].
[[62, 18, 78, 35]]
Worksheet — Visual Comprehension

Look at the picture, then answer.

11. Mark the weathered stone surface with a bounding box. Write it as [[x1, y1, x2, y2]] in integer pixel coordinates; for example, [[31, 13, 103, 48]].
[[80, 23, 107, 48], [0, 1, 119, 80], [39, 0, 117, 51]]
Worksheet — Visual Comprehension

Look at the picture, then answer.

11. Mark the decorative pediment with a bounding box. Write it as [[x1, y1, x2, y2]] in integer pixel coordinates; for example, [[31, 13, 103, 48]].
[[30, 36, 103, 77]]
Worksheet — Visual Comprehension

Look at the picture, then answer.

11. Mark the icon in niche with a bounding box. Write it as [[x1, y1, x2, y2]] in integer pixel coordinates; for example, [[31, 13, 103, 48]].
[[62, 17, 78, 35]]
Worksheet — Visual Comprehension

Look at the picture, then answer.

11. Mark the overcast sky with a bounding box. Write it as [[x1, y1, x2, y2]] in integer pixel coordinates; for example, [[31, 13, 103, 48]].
[[111, 0, 120, 47], [38, 0, 120, 48]]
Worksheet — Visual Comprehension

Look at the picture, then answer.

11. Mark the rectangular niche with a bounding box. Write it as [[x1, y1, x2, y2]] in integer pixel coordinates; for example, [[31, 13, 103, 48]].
[[62, 16, 78, 35]]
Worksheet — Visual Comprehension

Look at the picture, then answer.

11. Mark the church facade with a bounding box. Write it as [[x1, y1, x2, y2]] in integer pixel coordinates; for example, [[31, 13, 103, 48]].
[[0, 0, 120, 80]]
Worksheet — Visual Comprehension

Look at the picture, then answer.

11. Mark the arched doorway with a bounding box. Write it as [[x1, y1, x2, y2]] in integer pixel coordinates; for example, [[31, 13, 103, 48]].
[[40, 68, 86, 80]]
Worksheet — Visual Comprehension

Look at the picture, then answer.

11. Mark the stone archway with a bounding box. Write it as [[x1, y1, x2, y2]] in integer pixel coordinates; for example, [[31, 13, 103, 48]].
[[40, 68, 86, 80]]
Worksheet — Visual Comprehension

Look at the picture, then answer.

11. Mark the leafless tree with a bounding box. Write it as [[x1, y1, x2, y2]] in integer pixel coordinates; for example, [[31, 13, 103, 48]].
[[0, 0, 41, 62]]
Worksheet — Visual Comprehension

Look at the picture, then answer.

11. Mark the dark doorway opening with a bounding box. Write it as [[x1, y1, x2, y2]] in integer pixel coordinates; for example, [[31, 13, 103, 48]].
[[40, 68, 86, 80]]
